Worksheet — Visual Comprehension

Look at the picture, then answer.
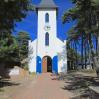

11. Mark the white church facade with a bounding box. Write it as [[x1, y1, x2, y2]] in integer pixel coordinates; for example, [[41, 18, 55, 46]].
[[28, 0, 67, 74]]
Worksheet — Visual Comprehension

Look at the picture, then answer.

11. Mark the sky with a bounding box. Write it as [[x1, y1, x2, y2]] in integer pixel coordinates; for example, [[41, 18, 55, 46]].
[[14, 0, 74, 41]]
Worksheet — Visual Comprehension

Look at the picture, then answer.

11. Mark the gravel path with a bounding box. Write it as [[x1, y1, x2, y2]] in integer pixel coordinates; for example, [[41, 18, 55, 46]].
[[8, 73, 73, 99]]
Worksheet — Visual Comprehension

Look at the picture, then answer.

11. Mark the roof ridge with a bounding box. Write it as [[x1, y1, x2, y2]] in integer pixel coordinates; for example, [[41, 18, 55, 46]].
[[36, 0, 58, 8]]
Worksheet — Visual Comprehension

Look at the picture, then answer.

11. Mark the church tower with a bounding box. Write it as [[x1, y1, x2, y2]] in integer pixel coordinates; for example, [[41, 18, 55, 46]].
[[36, 0, 58, 73], [36, 0, 58, 57], [28, 0, 67, 74]]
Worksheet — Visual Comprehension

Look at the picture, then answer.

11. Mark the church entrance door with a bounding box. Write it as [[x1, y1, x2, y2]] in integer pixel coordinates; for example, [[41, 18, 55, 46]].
[[42, 56, 52, 73]]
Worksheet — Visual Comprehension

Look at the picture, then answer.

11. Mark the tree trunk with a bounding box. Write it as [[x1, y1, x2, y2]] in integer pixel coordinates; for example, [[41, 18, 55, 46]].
[[81, 34, 84, 69], [97, 36, 99, 56], [89, 34, 99, 77], [75, 42, 78, 70], [85, 45, 87, 69], [96, 36, 98, 55]]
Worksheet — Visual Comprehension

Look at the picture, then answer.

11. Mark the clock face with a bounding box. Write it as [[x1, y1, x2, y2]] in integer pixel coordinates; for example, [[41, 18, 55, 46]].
[[44, 25, 51, 31]]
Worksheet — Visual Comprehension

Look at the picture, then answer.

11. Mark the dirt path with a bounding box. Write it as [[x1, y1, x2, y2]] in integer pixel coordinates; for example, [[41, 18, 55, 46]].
[[8, 73, 73, 99]]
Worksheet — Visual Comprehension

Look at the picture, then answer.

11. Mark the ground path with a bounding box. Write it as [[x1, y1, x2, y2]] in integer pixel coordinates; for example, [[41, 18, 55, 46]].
[[10, 73, 73, 99]]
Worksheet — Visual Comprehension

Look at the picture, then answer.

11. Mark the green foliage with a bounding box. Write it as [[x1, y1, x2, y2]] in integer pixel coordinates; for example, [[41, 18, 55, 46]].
[[23, 63, 28, 70], [0, 35, 19, 63], [62, 0, 99, 55], [63, 7, 79, 24], [63, 0, 99, 73], [16, 31, 31, 61], [0, 1, 32, 78], [63, 0, 99, 36], [0, 0, 31, 64], [0, 31, 31, 69], [0, 0, 30, 32]]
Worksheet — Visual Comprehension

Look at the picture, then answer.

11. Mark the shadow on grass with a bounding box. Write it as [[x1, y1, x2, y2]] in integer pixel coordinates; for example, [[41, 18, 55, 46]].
[[51, 72, 99, 99], [0, 78, 20, 91]]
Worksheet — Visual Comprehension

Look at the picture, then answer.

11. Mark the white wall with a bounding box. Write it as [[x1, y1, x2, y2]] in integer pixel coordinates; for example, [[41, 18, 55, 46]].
[[28, 40, 37, 73], [58, 40, 67, 73], [28, 8, 68, 73], [37, 9, 58, 58]]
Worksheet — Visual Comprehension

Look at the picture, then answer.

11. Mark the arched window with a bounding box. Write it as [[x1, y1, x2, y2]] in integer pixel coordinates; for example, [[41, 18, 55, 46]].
[[45, 13, 49, 23], [45, 32, 49, 46]]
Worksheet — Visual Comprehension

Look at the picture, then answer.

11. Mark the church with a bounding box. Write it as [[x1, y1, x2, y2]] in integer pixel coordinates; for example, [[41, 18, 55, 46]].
[[28, 0, 67, 74]]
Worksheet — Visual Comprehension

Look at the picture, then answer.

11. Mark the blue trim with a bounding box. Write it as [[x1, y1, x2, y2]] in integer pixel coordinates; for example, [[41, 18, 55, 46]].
[[52, 56, 58, 73], [36, 56, 42, 74]]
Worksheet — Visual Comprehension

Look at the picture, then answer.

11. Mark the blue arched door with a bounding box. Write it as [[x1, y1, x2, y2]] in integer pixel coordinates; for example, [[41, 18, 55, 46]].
[[52, 56, 58, 73], [36, 56, 42, 74]]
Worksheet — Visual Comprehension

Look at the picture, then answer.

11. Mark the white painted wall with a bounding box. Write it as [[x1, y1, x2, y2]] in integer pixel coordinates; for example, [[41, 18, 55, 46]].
[[28, 40, 37, 73], [28, 8, 67, 73], [57, 40, 67, 73], [37, 9, 58, 58]]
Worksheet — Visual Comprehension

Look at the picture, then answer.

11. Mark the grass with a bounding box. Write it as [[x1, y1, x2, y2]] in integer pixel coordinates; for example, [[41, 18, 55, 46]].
[[0, 88, 4, 92], [29, 72, 36, 77], [68, 69, 96, 74], [79, 69, 96, 74]]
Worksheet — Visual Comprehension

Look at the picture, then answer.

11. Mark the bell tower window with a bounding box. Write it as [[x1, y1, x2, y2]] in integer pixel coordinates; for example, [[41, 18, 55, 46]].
[[45, 13, 49, 23], [45, 32, 49, 46]]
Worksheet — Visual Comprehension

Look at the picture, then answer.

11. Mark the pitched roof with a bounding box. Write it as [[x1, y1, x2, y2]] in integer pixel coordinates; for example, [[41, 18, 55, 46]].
[[36, 0, 58, 9]]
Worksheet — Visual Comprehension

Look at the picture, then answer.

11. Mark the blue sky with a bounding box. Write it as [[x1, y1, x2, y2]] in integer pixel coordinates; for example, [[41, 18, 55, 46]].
[[14, 0, 74, 41]]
